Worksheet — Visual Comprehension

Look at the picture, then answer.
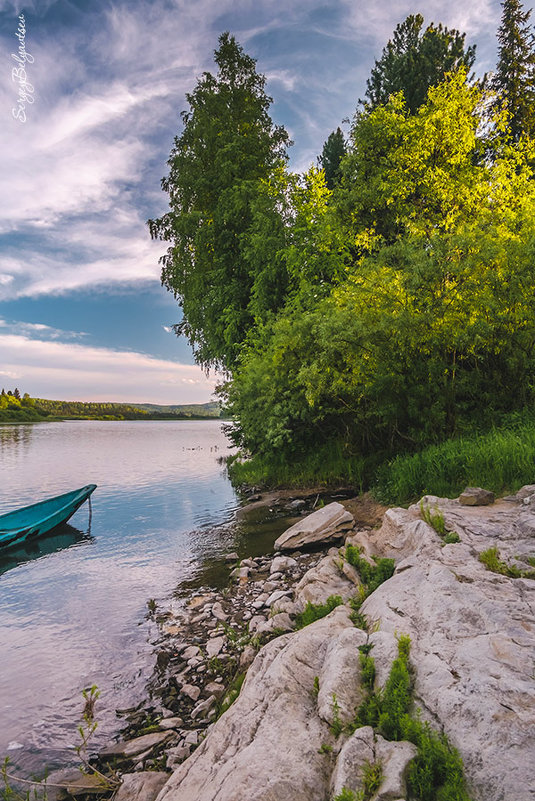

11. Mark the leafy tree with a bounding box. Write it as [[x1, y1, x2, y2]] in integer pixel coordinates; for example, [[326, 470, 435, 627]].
[[318, 127, 346, 189], [225, 73, 535, 469], [148, 33, 290, 370], [364, 14, 476, 113], [493, 0, 535, 141]]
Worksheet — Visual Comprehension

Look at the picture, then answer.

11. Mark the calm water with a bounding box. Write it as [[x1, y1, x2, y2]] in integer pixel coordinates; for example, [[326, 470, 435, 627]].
[[0, 420, 245, 774]]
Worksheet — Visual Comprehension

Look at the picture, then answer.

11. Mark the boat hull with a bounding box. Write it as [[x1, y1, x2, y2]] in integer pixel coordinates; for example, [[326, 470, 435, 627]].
[[0, 485, 97, 550]]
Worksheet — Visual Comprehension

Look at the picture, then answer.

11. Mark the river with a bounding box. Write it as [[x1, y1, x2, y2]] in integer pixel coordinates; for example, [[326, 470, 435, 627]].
[[0, 420, 258, 775]]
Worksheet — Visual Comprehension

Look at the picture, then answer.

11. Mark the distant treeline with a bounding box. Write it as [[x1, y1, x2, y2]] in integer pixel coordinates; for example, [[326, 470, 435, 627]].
[[0, 390, 221, 422]]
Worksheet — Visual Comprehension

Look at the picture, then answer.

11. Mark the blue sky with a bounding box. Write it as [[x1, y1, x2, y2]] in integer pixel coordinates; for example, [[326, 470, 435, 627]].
[[0, 0, 526, 403]]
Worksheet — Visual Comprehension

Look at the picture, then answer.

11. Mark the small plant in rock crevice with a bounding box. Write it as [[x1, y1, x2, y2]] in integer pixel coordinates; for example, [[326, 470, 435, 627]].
[[353, 635, 472, 801], [478, 546, 535, 579], [330, 693, 344, 737], [344, 546, 395, 595], [294, 595, 344, 629], [419, 501, 460, 545]]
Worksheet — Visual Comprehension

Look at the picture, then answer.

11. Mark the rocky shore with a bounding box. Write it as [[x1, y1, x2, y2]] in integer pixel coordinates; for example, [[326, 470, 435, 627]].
[[42, 488, 534, 801]]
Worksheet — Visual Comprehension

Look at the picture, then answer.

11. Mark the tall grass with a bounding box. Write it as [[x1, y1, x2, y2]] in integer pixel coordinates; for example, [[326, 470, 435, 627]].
[[374, 420, 535, 506], [227, 440, 372, 489]]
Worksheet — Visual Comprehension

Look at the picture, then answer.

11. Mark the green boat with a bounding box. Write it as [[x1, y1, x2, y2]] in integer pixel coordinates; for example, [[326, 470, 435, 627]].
[[0, 485, 97, 550]]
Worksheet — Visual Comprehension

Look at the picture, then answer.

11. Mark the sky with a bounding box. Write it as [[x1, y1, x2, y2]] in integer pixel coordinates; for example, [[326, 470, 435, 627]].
[[0, 0, 529, 404]]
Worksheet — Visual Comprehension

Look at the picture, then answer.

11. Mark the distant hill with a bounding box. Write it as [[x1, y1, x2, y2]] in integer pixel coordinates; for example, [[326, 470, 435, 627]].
[[132, 402, 222, 417], [33, 398, 223, 420]]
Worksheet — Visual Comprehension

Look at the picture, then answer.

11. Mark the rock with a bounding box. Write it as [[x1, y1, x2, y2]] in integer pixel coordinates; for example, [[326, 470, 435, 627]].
[[155, 606, 359, 801], [205, 681, 227, 699], [288, 499, 306, 509], [182, 645, 201, 660], [166, 744, 192, 768], [248, 614, 266, 632], [265, 589, 291, 607], [158, 717, 183, 730], [66, 773, 109, 795], [181, 684, 201, 702], [224, 552, 239, 563], [270, 556, 298, 574], [39, 768, 85, 801], [188, 595, 213, 609], [100, 731, 172, 760], [206, 636, 225, 657], [113, 772, 168, 801], [274, 502, 354, 550], [295, 553, 357, 606], [459, 487, 495, 506], [191, 694, 217, 720], [331, 726, 375, 798], [256, 612, 295, 635], [375, 736, 417, 800], [211, 602, 229, 621], [361, 490, 535, 801], [270, 596, 297, 615], [239, 644, 258, 671]]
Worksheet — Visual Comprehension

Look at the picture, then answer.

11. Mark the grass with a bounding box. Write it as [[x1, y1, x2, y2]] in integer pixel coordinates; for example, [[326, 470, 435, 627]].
[[419, 501, 461, 545], [345, 546, 395, 594], [227, 440, 372, 490], [374, 416, 535, 505], [294, 595, 344, 629], [353, 636, 472, 801], [478, 547, 535, 579]]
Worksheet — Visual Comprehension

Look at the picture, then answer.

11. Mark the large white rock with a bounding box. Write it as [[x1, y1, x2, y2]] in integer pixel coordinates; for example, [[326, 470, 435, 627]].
[[294, 551, 359, 606], [362, 490, 535, 801], [156, 607, 361, 801], [274, 502, 354, 550]]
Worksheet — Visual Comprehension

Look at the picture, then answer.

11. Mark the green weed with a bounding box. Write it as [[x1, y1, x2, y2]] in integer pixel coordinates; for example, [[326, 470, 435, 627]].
[[330, 693, 344, 737], [294, 595, 344, 629], [478, 547, 523, 578], [420, 502, 460, 545], [345, 546, 395, 594]]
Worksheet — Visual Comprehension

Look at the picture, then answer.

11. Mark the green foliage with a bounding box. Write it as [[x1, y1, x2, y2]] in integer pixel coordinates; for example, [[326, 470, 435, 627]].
[[354, 636, 471, 800], [318, 127, 346, 189], [493, 0, 535, 141], [401, 715, 470, 801], [333, 788, 359, 801], [318, 742, 333, 755], [358, 648, 376, 691], [217, 672, 246, 718], [362, 761, 383, 799], [364, 14, 476, 113], [478, 547, 524, 578], [345, 546, 395, 595], [375, 414, 535, 505], [348, 597, 368, 630], [330, 693, 343, 737], [419, 502, 460, 545], [294, 595, 343, 630], [313, 675, 320, 698], [148, 33, 290, 370]]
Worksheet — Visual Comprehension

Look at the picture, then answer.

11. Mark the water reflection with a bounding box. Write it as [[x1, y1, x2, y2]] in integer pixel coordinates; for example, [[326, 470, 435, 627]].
[[0, 424, 33, 451], [0, 523, 94, 577]]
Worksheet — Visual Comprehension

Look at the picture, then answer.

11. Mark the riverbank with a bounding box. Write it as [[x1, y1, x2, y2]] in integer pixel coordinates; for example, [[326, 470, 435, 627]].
[[31, 484, 535, 801]]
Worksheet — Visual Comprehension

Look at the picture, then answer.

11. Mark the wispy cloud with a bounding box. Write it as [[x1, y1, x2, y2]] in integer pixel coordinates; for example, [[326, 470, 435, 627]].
[[0, 318, 87, 340], [0, 333, 219, 403]]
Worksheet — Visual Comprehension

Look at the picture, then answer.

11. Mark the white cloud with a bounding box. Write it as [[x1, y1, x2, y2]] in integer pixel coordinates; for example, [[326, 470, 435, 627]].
[[0, 334, 219, 403]]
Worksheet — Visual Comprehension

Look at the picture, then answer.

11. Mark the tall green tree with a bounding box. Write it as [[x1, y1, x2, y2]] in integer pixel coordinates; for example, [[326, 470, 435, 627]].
[[364, 14, 476, 112], [148, 33, 290, 370], [318, 127, 346, 189], [493, 0, 535, 140]]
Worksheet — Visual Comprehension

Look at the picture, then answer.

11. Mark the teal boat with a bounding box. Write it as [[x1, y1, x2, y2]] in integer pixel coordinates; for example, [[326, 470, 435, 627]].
[[0, 485, 97, 550]]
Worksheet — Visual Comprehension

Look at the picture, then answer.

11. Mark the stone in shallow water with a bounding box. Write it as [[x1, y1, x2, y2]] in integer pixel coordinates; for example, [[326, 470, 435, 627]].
[[100, 731, 172, 759]]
